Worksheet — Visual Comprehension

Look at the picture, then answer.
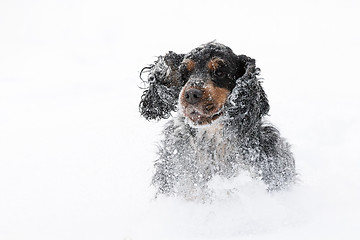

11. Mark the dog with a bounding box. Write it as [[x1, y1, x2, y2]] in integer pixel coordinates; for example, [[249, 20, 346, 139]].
[[139, 42, 296, 199]]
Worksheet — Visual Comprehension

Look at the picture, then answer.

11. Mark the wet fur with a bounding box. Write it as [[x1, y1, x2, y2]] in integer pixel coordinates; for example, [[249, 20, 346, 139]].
[[139, 42, 296, 198]]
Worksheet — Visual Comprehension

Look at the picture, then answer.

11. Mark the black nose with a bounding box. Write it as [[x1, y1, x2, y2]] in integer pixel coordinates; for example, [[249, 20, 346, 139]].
[[184, 89, 203, 104]]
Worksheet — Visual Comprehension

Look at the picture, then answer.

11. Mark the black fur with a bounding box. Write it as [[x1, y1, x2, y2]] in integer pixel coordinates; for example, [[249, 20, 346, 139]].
[[139, 52, 184, 120]]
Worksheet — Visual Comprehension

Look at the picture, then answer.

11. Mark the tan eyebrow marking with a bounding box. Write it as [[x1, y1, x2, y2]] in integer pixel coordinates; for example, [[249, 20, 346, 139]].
[[184, 59, 195, 72], [207, 57, 225, 71]]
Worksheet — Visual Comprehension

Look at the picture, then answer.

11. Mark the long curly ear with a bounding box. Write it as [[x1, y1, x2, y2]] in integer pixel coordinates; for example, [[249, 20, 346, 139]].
[[225, 55, 269, 133], [139, 52, 184, 120], [237, 54, 256, 77]]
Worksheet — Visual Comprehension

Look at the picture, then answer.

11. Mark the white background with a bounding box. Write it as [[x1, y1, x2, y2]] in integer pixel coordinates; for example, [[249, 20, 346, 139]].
[[1, 0, 359, 239]]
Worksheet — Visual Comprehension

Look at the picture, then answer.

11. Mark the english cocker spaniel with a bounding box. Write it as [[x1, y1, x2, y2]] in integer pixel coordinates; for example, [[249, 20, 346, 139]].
[[139, 42, 296, 199]]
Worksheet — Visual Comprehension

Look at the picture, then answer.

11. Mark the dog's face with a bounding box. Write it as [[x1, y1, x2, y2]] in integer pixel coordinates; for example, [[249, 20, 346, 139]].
[[178, 43, 246, 126], [139, 42, 268, 128]]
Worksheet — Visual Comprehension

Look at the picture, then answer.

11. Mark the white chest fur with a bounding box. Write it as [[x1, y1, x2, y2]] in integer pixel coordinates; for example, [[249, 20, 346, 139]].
[[190, 122, 229, 165]]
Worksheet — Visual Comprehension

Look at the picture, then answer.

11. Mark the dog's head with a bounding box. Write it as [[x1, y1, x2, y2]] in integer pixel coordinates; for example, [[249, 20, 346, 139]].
[[139, 42, 269, 128], [178, 42, 249, 126]]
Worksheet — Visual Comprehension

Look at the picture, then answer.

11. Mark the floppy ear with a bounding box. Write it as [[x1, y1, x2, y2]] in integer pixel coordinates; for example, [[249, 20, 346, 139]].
[[139, 52, 184, 120], [238, 54, 269, 116], [226, 55, 270, 132], [237, 54, 256, 77]]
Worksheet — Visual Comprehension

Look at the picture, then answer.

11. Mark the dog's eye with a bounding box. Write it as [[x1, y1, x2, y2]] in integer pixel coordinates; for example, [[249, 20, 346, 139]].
[[214, 70, 225, 78]]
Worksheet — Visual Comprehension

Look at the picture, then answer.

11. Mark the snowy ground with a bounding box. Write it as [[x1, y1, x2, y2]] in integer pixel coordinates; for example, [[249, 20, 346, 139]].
[[1, 0, 360, 239]]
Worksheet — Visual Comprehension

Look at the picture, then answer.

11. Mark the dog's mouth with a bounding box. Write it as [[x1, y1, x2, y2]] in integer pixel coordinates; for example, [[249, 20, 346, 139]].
[[184, 107, 223, 126]]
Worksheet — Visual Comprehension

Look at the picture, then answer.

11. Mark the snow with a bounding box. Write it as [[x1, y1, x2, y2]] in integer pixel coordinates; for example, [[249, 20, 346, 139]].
[[1, 0, 360, 239]]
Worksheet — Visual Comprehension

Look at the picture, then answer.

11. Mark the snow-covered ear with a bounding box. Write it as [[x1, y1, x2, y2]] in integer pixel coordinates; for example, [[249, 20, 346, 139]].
[[139, 52, 184, 120], [237, 54, 268, 115], [226, 55, 269, 132], [237, 54, 256, 77]]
